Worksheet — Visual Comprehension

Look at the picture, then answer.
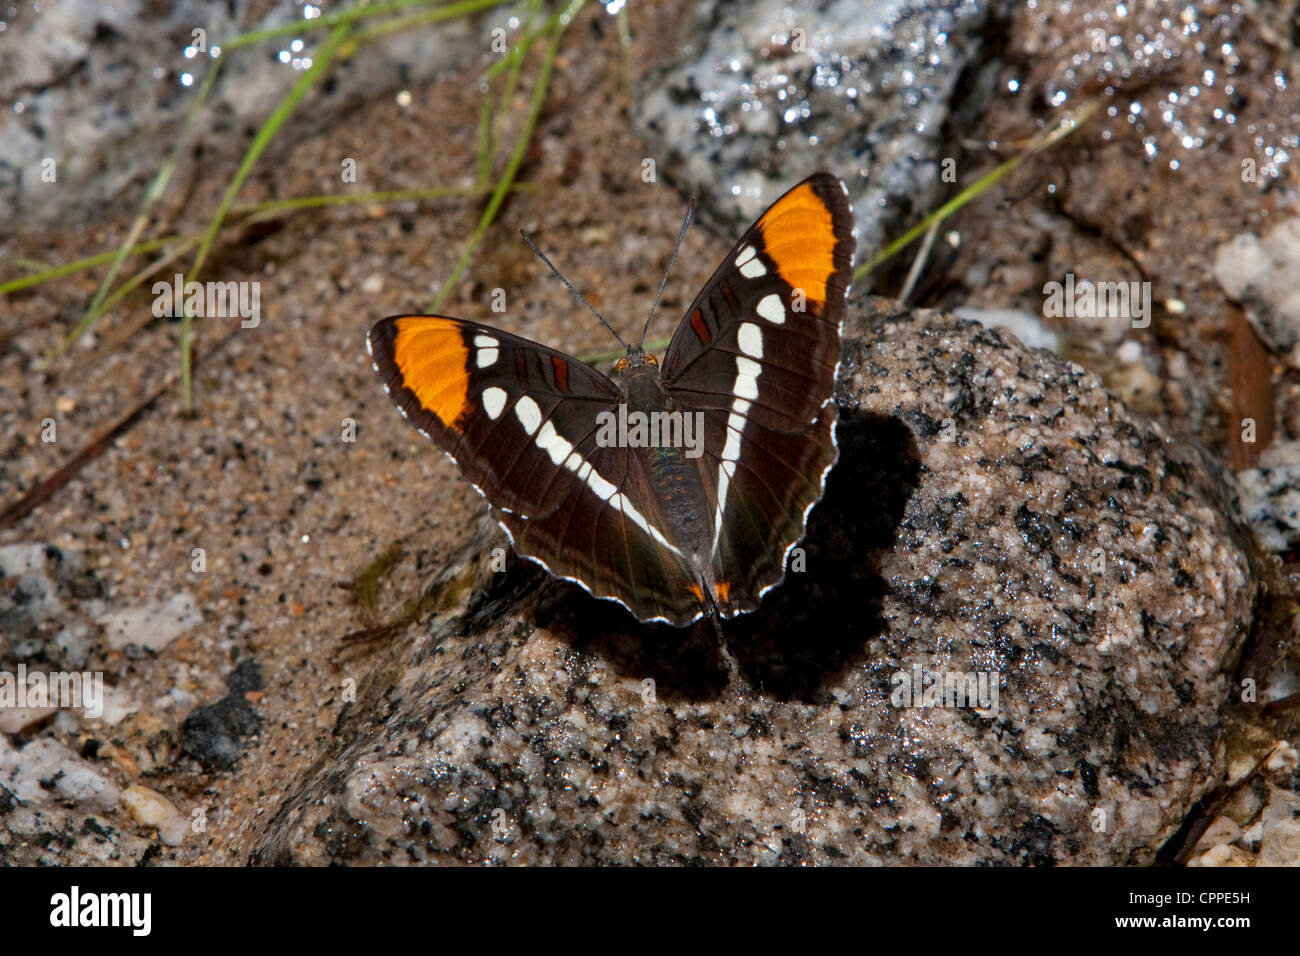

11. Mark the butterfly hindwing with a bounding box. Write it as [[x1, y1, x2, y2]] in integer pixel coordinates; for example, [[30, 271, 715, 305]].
[[694, 401, 838, 618], [367, 315, 701, 623]]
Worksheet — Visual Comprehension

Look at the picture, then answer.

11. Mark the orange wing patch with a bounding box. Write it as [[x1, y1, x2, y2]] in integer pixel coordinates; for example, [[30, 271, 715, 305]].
[[390, 318, 472, 430], [713, 580, 731, 603], [757, 181, 837, 308]]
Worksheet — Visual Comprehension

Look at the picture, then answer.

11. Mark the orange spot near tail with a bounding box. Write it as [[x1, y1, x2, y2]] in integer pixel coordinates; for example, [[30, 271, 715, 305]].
[[714, 581, 730, 603]]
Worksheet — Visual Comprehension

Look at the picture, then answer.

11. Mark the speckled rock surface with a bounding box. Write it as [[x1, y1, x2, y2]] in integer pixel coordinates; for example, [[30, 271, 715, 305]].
[[633, 0, 991, 252], [0, 801, 155, 865], [1236, 439, 1300, 556], [250, 298, 1254, 865], [0, 734, 153, 864], [0, 543, 105, 671]]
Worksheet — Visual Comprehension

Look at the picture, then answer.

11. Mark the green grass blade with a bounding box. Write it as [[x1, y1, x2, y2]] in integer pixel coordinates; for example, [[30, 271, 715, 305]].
[[65, 57, 225, 351], [853, 98, 1101, 284], [0, 237, 179, 296], [339, 0, 509, 57], [221, 0, 453, 52], [182, 21, 352, 410], [477, 0, 545, 186], [429, 13, 574, 313], [2, 185, 529, 303]]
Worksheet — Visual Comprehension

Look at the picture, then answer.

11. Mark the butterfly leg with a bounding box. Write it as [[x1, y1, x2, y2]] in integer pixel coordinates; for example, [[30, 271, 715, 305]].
[[706, 610, 750, 694]]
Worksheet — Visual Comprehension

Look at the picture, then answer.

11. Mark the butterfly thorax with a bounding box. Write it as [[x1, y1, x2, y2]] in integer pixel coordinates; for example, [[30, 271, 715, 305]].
[[615, 358, 665, 409]]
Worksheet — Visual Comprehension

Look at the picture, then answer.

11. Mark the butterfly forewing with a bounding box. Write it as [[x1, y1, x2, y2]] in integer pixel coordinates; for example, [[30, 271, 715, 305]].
[[661, 173, 853, 432], [368, 315, 701, 624]]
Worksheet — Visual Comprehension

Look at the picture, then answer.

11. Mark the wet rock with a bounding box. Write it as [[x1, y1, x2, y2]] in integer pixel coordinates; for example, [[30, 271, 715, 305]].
[[179, 659, 262, 772], [250, 298, 1253, 865], [634, 0, 992, 252], [959, 1, 1298, 447], [0, 0, 497, 228]]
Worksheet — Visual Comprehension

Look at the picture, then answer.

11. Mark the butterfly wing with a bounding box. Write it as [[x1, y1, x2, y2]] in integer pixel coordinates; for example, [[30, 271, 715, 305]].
[[660, 173, 856, 617], [368, 315, 703, 624]]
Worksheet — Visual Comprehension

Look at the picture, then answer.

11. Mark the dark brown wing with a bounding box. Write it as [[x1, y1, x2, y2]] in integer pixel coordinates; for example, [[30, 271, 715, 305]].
[[368, 315, 703, 624]]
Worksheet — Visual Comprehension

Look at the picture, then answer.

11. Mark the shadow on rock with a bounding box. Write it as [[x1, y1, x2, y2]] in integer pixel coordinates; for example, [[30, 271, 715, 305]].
[[478, 408, 921, 704]]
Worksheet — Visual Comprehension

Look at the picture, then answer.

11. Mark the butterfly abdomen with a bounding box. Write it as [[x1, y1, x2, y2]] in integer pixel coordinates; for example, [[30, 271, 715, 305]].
[[646, 444, 707, 536], [620, 369, 714, 562]]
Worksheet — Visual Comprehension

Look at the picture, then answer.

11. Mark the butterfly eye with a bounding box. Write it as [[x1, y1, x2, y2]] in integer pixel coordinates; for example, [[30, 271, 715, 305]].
[[644, 353, 659, 367], [615, 357, 629, 373]]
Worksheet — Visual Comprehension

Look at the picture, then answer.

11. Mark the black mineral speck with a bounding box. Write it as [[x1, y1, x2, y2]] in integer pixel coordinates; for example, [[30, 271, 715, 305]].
[[180, 659, 263, 772]]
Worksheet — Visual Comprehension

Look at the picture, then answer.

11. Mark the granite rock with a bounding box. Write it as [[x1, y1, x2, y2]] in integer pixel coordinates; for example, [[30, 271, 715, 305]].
[[97, 591, 202, 652], [634, 0, 991, 253], [250, 298, 1254, 865], [0, 543, 106, 670], [0, 801, 156, 866], [1235, 439, 1300, 556], [0, 736, 120, 811]]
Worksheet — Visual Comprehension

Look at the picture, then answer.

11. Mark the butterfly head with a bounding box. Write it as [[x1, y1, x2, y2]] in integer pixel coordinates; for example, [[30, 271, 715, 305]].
[[614, 349, 659, 375]]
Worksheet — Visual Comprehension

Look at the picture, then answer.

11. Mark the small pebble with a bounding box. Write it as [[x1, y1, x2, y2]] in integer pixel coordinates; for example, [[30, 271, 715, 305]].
[[121, 785, 189, 847]]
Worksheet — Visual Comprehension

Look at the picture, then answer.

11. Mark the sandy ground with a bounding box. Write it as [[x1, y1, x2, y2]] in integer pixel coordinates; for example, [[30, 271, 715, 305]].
[[1, 1, 1296, 864]]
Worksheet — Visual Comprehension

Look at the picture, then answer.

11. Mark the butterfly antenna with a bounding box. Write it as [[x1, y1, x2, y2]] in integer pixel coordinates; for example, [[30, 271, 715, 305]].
[[520, 230, 630, 352], [638, 197, 695, 349]]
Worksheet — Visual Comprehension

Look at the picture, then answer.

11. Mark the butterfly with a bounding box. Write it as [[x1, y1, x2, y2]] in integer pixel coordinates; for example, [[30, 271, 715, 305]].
[[368, 172, 855, 627]]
